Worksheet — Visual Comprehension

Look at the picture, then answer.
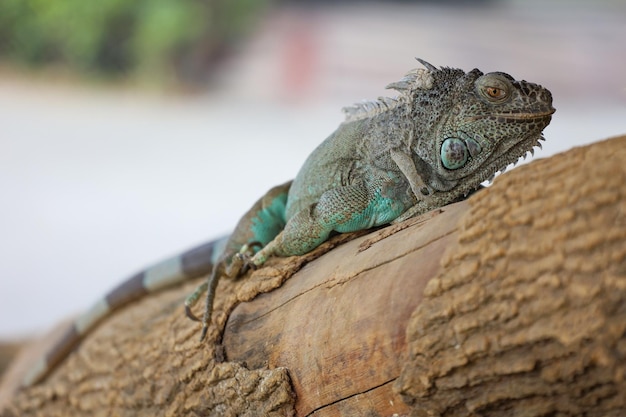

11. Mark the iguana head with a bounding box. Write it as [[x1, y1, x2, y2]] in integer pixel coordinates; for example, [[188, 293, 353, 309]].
[[407, 59, 555, 194]]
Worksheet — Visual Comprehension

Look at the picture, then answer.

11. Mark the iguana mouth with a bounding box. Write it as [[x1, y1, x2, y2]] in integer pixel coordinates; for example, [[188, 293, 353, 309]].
[[465, 108, 555, 122]]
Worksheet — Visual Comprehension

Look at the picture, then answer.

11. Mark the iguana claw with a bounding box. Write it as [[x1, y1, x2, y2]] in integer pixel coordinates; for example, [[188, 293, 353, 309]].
[[185, 305, 201, 322]]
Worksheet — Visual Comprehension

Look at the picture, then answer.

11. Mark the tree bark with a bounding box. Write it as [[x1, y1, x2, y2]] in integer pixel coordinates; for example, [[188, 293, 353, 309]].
[[396, 135, 626, 416], [1, 135, 625, 417]]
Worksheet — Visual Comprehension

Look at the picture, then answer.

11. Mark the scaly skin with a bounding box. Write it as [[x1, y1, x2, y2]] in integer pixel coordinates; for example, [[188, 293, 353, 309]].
[[192, 58, 554, 339], [250, 61, 554, 260], [24, 59, 553, 386]]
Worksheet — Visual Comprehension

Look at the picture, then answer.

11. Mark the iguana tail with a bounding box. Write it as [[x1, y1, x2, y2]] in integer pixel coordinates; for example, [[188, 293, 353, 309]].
[[22, 236, 229, 387]]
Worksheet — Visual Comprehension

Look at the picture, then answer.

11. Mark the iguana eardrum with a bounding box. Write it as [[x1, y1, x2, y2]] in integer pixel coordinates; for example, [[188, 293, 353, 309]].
[[22, 59, 554, 387]]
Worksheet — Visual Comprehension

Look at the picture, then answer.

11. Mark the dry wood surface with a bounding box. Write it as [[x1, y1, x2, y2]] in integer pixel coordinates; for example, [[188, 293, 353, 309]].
[[1, 135, 625, 417]]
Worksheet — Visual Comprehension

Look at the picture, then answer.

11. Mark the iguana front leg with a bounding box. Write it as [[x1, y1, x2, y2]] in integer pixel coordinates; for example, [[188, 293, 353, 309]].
[[389, 148, 433, 199]]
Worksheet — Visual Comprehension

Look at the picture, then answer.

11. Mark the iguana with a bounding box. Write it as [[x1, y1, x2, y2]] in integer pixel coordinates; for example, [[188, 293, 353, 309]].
[[22, 59, 554, 387]]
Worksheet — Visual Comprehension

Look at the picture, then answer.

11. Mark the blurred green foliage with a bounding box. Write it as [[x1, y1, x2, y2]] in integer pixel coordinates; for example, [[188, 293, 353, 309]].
[[0, 0, 270, 85]]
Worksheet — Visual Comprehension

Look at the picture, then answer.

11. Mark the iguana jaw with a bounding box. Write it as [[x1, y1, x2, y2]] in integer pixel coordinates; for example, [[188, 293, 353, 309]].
[[465, 108, 556, 122], [479, 130, 549, 184]]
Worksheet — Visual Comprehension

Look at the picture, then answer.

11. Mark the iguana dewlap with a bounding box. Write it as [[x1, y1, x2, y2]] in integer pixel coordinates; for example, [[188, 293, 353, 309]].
[[23, 59, 554, 387]]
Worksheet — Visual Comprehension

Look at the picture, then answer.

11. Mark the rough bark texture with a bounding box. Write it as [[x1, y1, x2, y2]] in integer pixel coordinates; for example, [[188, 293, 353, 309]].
[[223, 204, 459, 416], [1, 135, 625, 416], [396, 135, 626, 416]]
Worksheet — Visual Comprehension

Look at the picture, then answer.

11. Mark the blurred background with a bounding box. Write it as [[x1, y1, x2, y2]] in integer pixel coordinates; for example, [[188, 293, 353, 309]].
[[0, 0, 624, 340]]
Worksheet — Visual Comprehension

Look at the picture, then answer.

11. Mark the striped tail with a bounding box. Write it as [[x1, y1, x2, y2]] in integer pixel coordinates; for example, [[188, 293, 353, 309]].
[[22, 235, 229, 387]]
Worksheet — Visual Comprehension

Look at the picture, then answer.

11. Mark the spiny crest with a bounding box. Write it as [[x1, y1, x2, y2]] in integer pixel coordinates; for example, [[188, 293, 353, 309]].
[[342, 58, 436, 123]]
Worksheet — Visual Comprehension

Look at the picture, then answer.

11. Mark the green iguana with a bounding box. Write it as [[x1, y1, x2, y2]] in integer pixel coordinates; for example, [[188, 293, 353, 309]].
[[23, 58, 554, 387]]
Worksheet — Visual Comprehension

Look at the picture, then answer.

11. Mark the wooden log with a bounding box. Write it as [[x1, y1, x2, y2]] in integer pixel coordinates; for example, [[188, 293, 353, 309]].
[[1, 135, 625, 417], [223, 203, 462, 416], [396, 135, 626, 416]]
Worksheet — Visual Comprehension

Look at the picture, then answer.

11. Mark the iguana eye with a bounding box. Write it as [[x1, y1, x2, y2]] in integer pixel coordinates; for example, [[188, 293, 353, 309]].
[[476, 73, 512, 103], [485, 87, 505, 99]]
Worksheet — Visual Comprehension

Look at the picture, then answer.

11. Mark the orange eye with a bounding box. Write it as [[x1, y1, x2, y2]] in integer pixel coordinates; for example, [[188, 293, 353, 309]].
[[476, 73, 511, 102], [485, 87, 506, 100], [485, 87, 505, 99]]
